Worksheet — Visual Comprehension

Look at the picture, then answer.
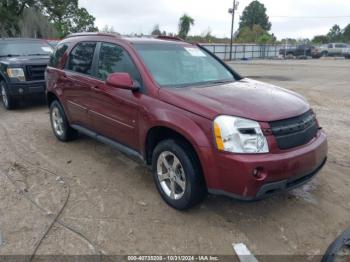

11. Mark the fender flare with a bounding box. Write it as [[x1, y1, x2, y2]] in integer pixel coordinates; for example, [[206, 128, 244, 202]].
[[141, 108, 213, 182], [143, 108, 212, 150]]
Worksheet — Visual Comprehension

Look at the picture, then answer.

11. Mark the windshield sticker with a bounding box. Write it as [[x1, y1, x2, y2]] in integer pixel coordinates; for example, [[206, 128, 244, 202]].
[[41, 47, 53, 52], [184, 47, 206, 57]]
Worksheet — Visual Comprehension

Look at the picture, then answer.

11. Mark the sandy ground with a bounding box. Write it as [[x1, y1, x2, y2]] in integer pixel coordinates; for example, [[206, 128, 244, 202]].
[[0, 59, 349, 260]]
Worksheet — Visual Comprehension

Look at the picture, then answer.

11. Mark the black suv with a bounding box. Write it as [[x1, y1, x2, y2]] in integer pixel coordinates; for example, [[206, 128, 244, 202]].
[[0, 38, 53, 109]]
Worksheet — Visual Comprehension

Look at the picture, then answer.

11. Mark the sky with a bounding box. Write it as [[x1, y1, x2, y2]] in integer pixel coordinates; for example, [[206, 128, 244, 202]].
[[80, 0, 350, 40]]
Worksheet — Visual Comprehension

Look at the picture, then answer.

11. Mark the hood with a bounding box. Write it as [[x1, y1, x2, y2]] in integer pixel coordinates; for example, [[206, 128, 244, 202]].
[[159, 78, 310, 122], [1, 56, 50, 66]]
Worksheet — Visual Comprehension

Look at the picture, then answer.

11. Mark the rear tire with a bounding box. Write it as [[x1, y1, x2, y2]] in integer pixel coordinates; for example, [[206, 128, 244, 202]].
[[49, 100, 78, 142], [1, 81, 17, 110], [152, 139, 206, 210]]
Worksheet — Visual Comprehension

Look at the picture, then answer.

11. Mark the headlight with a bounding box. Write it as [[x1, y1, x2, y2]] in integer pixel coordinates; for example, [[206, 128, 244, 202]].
[[214, 116, 269, 153], [7, 68, 26, 81]]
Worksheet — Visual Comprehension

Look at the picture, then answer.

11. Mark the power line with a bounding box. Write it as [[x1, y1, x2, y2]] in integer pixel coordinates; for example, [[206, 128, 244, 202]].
[[270, 15, 350, 19]]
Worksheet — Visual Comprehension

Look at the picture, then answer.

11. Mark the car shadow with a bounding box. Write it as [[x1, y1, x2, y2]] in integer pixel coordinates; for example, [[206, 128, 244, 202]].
[[15, 96, 47, 110]]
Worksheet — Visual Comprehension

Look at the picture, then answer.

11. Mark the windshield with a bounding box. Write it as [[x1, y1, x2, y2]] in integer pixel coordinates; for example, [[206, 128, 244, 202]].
[[134, 43, 235, 88], [0, 41, 53, 57]]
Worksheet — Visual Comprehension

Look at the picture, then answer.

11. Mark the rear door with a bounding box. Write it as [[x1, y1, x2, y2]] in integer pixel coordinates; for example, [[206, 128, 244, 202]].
[[89, 42, 142, 150], [63, 41, 97, 128], [328, 44, 336, 55]]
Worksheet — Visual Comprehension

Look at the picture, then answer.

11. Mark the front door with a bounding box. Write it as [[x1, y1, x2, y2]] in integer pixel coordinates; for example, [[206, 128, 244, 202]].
[[89, 42, 142, 150]]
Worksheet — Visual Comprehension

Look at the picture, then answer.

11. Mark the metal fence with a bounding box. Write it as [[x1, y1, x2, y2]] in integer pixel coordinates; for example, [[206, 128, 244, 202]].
[[200, 43, 285, 60]]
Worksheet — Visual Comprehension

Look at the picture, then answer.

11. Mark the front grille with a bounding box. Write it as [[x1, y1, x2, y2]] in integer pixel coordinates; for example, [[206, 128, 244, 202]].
[[269, 110, 318, 150], [26, 65, 47, 81]]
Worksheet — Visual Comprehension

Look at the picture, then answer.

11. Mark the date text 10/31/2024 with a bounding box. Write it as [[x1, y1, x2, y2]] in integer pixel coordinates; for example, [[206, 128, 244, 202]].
[[127, 255, 220, 261]]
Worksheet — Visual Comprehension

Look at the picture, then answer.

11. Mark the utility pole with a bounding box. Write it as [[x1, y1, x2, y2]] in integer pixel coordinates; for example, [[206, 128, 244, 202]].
[[229, 0, 239, 60]]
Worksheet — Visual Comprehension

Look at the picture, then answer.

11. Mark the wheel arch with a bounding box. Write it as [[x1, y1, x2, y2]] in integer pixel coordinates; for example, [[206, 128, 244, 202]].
[[0, 72, 8, 83], [144, 120, 212, 188], [46, 91, 60, 108]]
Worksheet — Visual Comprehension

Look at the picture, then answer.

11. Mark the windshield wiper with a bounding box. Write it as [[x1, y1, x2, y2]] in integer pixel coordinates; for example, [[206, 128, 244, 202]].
[[210, 80, 234, 84], [163, 79, 235, 89], [26, 54, 50, 56]]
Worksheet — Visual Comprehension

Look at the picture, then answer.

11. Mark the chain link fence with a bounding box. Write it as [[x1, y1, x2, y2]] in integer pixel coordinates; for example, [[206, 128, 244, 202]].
[[200, 43, 285, 60]]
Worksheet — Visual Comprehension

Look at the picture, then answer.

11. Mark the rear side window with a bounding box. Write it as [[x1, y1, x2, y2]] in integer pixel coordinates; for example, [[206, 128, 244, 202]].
[[335, 44, 346, 48], [49, 43, 69, 68], [67, 42, 97, 75], [97, 43, 141, 82]]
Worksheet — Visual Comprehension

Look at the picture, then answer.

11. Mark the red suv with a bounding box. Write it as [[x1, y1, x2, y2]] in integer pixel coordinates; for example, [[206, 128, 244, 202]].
[[45, 33, 328, 210]]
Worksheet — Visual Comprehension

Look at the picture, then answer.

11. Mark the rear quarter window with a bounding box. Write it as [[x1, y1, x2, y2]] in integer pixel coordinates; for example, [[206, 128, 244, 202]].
[[49, 43, 69, 68]]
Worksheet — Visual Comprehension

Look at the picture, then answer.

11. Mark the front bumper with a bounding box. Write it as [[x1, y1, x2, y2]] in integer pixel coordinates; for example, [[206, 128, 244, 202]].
[[255, 157, 326, 198], [202, 130, 328, 200], [311, 52, 322, 58], [7, 80, 46, 97]]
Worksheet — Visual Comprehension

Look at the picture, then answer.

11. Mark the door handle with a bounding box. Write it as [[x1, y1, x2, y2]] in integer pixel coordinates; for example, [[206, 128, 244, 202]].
[[91, 86, 102, 92], [59, 74, 68, 80]]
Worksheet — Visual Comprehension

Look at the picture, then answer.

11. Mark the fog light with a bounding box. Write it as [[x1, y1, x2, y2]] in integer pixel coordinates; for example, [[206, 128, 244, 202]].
[[252, 167, 266, 180], [252, 168, 259, 177], [18, 88, 24, 94]]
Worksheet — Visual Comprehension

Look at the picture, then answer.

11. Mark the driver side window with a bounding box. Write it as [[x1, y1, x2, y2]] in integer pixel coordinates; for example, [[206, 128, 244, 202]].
[[97, 43, 141, 84]]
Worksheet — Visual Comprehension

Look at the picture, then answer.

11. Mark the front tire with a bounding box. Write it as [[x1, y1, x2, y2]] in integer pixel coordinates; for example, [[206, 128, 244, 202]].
[[50, 100, 78, 142], [1, 81, 17, 110], [152, 139, 206, 210], [321, 51, 328, 57]]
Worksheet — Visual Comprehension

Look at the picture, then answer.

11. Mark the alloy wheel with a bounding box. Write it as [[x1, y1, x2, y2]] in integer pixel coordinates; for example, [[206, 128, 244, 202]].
[[1, 84, 9, 108], [51, 106, 64, 137], [157, 151, 187, 200]]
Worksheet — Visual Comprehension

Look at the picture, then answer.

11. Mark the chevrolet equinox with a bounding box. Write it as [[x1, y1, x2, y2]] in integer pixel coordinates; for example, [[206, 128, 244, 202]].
[[45, 33, 328, 210]]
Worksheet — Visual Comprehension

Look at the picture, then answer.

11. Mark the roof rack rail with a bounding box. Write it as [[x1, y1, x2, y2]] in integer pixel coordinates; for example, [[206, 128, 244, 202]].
[[65, 32, 121, 39], [156, 35, 184, 42]]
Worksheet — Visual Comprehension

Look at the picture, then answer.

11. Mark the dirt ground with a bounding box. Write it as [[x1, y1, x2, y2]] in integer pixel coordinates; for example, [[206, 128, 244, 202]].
[[0, 59, 349, 260]]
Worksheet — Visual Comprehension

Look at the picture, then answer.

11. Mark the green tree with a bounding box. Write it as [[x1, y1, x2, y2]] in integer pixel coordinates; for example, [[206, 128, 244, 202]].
[[201, 28, 215, 43], [327, 24, 343, 42], [151, 24, 161, 36], [178, 14, 194, 39], [312, 35, 329, 44], [19, 7, 59, 38], [257, 33, 275, 44], [343, 24, 350, 42], [40, 0, 97, 37], [236, 25, 274, 44], [239, 0, 271, 32], [70, 7, 98, 33], [280, 38, 298, 45], [0, 0, 37, 36]]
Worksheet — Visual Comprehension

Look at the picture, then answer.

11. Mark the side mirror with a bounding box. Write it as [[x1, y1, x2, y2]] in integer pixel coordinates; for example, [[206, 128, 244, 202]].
[[106, 73, 139, 91]]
